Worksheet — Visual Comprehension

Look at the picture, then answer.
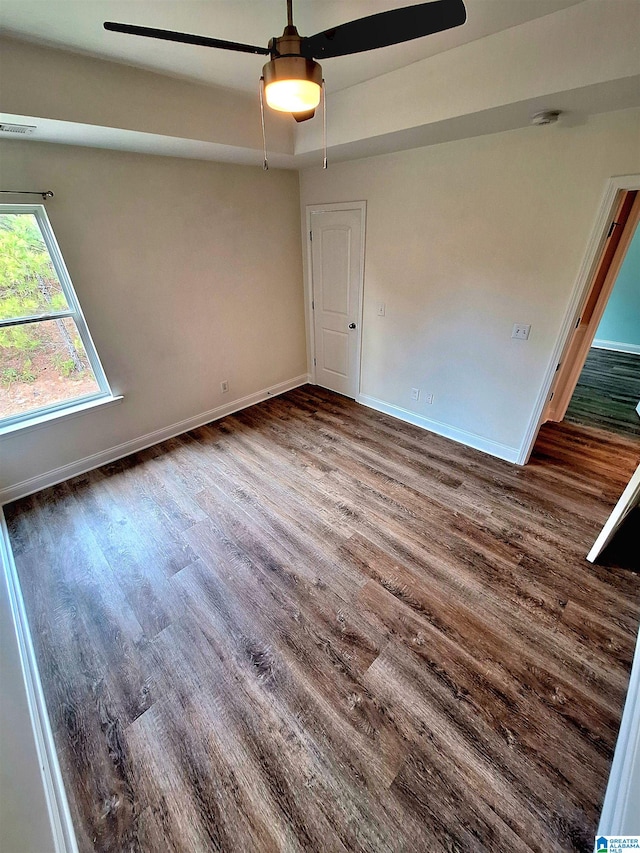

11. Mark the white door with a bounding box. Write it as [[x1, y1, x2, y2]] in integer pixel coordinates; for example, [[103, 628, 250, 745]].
[[587, 464, 640, 562], [309, 206, 364, 398]]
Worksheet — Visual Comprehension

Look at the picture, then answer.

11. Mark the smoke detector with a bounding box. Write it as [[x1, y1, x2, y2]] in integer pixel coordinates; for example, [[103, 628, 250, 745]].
[[0, 123, 37, 135], [530, 110, 562, 126]]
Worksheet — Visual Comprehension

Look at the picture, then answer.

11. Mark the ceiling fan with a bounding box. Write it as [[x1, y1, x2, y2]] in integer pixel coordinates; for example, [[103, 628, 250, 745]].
[[104, 0, 467, 123]]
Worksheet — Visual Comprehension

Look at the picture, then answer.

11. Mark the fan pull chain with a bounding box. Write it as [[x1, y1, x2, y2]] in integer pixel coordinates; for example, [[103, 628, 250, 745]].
[[322, 80, 327, 170], [259, 77, 269, 171]]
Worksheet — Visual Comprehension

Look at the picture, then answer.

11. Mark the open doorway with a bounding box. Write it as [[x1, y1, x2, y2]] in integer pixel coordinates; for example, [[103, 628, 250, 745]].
[[520, 175, 640, 466], [540, 183, 640, 570], [563, 212, 640, 439], [542, 189, 640, 438]]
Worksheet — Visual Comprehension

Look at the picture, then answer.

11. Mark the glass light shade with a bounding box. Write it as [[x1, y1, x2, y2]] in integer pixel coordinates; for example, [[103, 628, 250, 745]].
[[262, 56, 322, 115], [265, 79, 321, 113]]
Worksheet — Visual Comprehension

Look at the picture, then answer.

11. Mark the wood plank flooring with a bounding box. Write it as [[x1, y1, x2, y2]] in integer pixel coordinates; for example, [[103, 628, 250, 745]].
[[4, 385, 640, 853], [565, 347, 640, 438]]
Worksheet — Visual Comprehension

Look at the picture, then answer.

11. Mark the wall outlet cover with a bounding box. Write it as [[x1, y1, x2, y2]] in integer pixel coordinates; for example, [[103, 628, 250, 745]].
[[377, 302, 386, 316]]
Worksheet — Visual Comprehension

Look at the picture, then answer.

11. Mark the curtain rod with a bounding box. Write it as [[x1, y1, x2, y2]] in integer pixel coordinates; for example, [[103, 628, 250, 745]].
[[0, 189, 54, 199]]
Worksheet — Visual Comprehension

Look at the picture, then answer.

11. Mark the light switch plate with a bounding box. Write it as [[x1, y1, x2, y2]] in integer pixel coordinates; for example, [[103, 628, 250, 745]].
[[512, 324, 531, 340], [377, 302, 386, 317]]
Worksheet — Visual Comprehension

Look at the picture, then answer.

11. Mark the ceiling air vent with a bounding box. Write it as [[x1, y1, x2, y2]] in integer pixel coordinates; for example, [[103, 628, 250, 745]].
[[0, 123, 36, 135]]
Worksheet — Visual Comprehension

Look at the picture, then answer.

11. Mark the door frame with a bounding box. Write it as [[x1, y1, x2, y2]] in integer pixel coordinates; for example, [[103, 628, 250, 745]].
[[304, 201, 367, 398], [517, 174, 640, 465], [543, 190, 639, 424]]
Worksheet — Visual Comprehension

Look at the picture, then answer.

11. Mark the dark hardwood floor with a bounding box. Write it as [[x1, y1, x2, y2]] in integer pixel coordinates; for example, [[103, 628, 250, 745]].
[[565, 347, 640, 438], [5, 385, 640, 853]]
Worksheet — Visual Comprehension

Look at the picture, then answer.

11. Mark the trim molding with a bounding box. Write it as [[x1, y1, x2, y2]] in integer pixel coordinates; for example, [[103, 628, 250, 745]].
[[358, 394, 520, 464], [1, 513, 79, 853], [1, 374, 310, 505], [598, 630, 640, 836], [592, 339, 640, 356]]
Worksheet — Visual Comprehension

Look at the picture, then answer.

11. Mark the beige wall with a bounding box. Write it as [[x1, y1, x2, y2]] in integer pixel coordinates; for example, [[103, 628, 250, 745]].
[[300, 108, 640, 455], [0, 36, 293, 156], [295, 0, 640, 157], [0, 140, 306, 493]]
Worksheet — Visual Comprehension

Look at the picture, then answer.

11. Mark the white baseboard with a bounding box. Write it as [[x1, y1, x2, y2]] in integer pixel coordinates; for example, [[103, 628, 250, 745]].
[[1, 374, 310, 505], [592, 339, 640, 356], [1, 514, 79, 853], [357, 394, 521, 464], [598, 630, 640, 836]]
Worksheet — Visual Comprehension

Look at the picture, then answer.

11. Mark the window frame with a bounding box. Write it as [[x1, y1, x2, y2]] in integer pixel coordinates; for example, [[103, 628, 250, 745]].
[[0, 204, 113, 430]]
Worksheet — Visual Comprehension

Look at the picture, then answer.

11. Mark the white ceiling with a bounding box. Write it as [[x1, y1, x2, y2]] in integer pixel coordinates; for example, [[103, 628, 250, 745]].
[[0, 0, 583, 95]]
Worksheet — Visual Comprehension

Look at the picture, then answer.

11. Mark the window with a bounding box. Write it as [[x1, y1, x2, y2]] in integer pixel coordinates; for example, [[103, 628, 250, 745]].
[[0, 205, 113, 430]]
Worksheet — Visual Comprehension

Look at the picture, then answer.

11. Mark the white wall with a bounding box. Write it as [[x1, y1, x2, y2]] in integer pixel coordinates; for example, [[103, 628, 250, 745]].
[[0, 140, 306, 495], [300, 109, 640, 456]]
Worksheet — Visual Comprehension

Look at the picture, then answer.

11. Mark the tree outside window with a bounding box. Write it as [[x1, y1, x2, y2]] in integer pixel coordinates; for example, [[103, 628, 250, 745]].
[[0, 206, 112, 428]]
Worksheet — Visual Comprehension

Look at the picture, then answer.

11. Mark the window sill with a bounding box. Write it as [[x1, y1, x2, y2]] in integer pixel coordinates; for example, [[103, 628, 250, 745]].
[[0, 394, 124, 439]]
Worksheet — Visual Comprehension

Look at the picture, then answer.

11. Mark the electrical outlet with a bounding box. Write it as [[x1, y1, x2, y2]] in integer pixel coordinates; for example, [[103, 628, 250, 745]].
[[512, 324, 531, 340], [220, 380, 229, 393], [425, 393, 434, 404], [377, 302, 386, 317], [411, 388, 420, 402]]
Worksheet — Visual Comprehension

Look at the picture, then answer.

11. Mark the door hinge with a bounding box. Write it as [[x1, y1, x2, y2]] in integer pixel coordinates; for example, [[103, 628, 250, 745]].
[[607, 220, 620, 239], [309, 230, 313, 241], [575, 316, 581, 328], [313, 357, 316, 366], [311, 300, 314, 310], [549, 391, 554, 400], [555, 362, 561, 372]]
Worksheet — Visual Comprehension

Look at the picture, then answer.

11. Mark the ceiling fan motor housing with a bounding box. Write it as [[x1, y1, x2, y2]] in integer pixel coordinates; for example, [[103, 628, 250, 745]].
[[262, 55, 322, 89]]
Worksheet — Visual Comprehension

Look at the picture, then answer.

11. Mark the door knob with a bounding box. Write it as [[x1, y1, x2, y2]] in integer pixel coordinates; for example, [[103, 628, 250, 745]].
[[348, 322, 356, 329]]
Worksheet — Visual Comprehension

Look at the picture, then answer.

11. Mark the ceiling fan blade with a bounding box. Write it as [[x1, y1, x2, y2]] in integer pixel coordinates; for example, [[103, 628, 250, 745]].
[[301, 0, 466, 60], [103, 22, 270, 56]]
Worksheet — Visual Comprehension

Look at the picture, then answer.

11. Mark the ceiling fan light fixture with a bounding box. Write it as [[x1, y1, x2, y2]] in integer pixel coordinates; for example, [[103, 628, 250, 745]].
[[263, 56, 322, 113]]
